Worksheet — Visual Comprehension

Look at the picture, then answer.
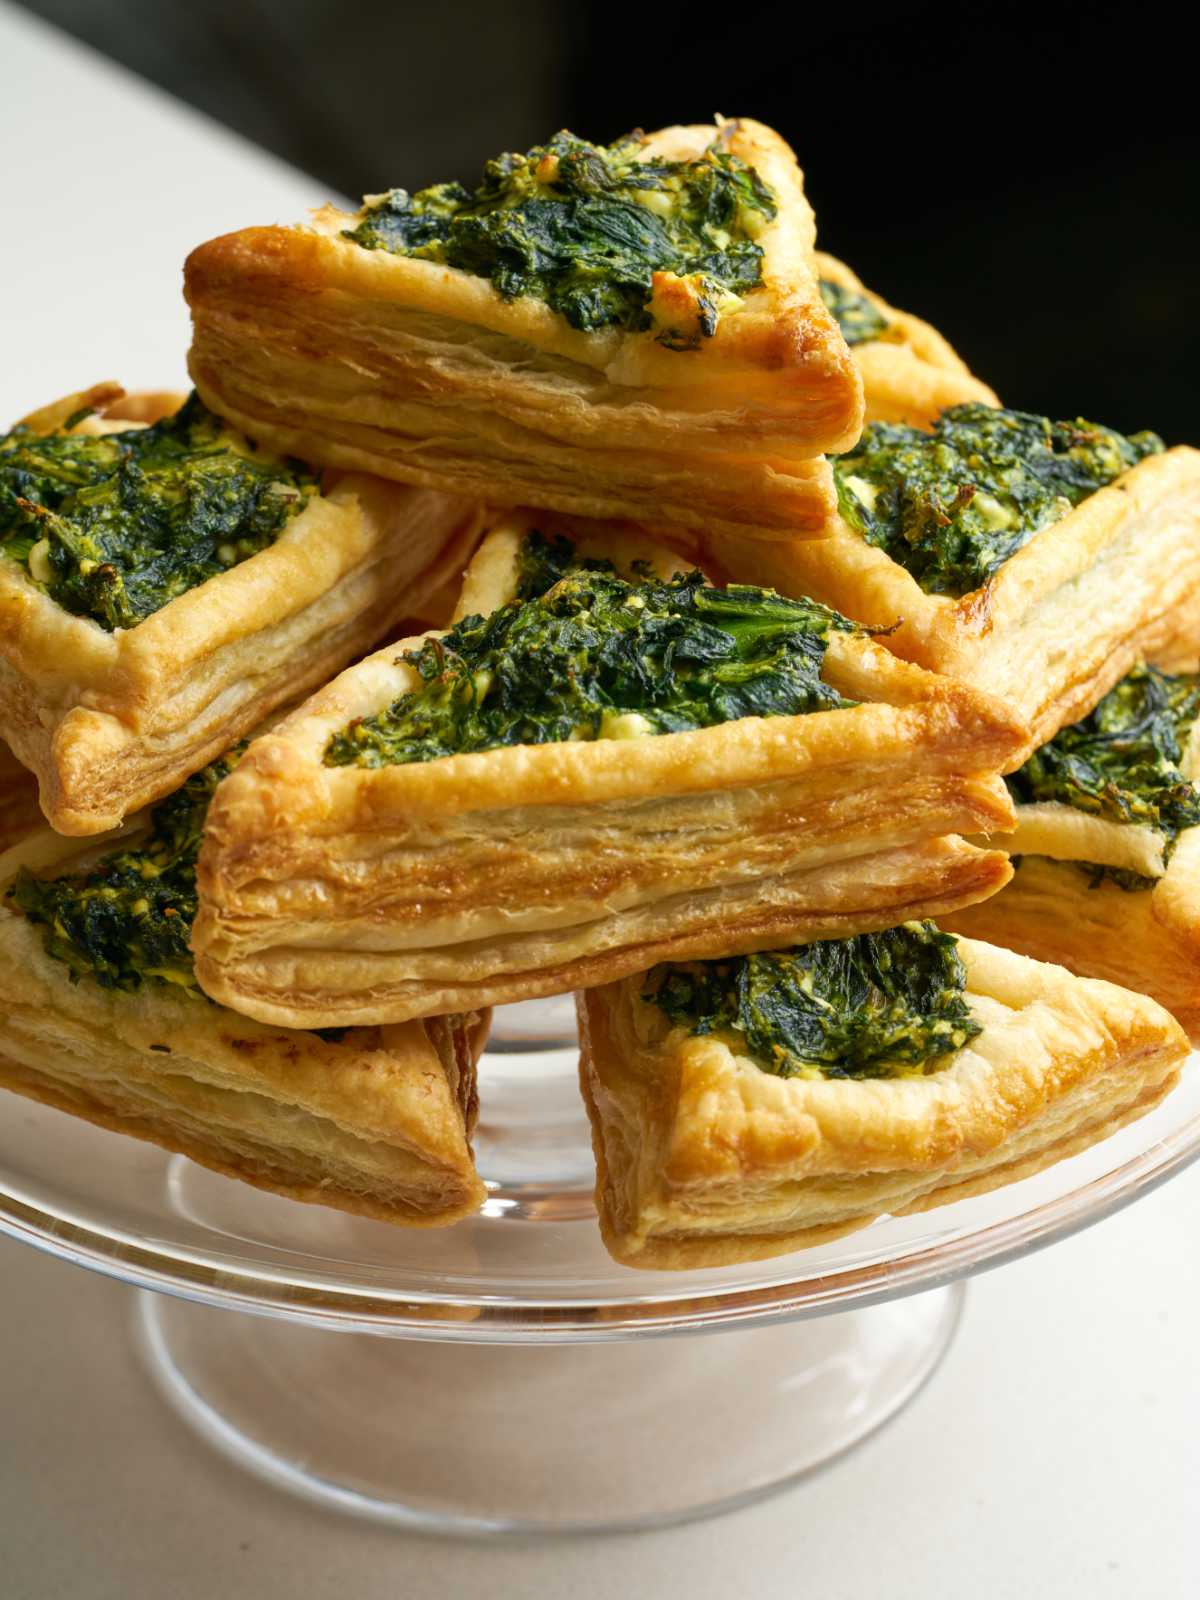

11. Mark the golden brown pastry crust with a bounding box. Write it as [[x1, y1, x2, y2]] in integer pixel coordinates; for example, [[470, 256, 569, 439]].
[[0, 385, 486, 835], [0, 820, 487, 1225], [702, 447, 1200, 755], [191, 515, 1025, 1028], [815, 251, 998, 426], [184, 120, 863, 544], [578, 937, 1186, 1268]]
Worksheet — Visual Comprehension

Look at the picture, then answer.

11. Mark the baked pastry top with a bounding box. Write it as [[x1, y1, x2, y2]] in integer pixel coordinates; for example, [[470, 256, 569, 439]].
[[702, 404, 1200, 751], [815, 251, 998, 427], [185, 119, 863, 543], [578, 925, 1186, 1267], [191, 515, 1024, 1029], [946, 662, 1200, 1035], [0, 742, 486, 1224], [0, 384, 484, 834]]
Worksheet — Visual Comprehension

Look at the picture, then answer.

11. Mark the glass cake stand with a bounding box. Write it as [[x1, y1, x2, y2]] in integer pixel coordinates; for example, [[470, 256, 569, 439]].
[[1, 997, 1197, 1535]]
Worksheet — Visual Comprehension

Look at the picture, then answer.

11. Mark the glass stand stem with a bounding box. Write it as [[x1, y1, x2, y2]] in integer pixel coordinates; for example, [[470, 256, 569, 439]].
[[137, 1281, 965, 1535]]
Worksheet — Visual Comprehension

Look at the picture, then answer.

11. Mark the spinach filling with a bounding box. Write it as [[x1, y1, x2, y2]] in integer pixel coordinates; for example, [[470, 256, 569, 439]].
[[343, 129, 777, 346], [7, 750, 241, 995], [324, 533, 855, 769], [646, 921, 979, 1080], [1007, 664, 1200, 847], [1009, 855, 1158, 894], [1072, 863, 1159, 893], [818, 277, 889, 346], [834, 404, 1163, 598], [0, 393, 317, 631]]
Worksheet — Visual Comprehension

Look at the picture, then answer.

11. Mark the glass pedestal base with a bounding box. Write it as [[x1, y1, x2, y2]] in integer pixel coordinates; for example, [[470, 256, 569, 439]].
[[137, 1280, 964, 1534], [6, 1000, 1196, 1532]]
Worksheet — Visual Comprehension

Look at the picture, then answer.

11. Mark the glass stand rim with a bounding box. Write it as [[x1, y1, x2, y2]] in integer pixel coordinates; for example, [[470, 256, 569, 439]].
[[0, 1082, 1196, 1340], [0, 1008, 1195, 1342]]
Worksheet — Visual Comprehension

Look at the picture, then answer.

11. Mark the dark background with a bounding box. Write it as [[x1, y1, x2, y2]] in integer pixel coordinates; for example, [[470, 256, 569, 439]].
[[22, 0, 1197, 441]]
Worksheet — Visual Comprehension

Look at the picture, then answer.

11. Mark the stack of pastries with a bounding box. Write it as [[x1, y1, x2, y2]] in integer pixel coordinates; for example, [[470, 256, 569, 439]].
[[2, 117, 1197, 1268]]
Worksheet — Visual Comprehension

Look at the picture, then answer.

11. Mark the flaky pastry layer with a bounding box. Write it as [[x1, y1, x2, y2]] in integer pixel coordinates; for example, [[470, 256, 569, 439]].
[[578, 937, 1186, 1268], [0, 743, 41, 853], [185, 120, 862, 542]]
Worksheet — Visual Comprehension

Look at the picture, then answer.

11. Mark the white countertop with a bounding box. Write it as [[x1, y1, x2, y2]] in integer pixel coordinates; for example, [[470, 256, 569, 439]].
[[1, 6, 1198, 1595]]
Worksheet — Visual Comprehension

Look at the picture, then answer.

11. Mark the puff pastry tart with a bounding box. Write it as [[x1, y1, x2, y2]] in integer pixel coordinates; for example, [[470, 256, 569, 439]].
[[0, 749, 487, 1226], [192, 515, 1025, 1029], [701, 404, 1200, 753], [815, 251, 998, 427], [577, 924, 1186, 1268], [0, 383, 484, 835], [946, 662, 1200, 1037], [184, 120, 862, 544]]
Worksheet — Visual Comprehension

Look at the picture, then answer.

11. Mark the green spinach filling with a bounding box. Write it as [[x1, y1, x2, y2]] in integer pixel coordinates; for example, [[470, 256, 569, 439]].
[[1072, 862, 1159, 893], [344, 129, 777, 346], [324, 534, 855, 769], [1007, 664, 1200, 845], [818, 277, 889, 346], [646, 921, 979, 1080], [1010, 855, 1158, 894], [834, 403, 1163, 598], [7, 750, 241, 995], [0, 393, 317, 631]]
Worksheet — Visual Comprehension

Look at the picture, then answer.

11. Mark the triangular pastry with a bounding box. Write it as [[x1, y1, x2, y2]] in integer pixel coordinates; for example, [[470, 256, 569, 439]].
[[577, 924, 1186, 1267], [0, 385, 483, 834], [185, 120, 863, 544], [702, 404, 1200, 750], [192, 516, 1025, 1029], [0, 748, 486, 1225]]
